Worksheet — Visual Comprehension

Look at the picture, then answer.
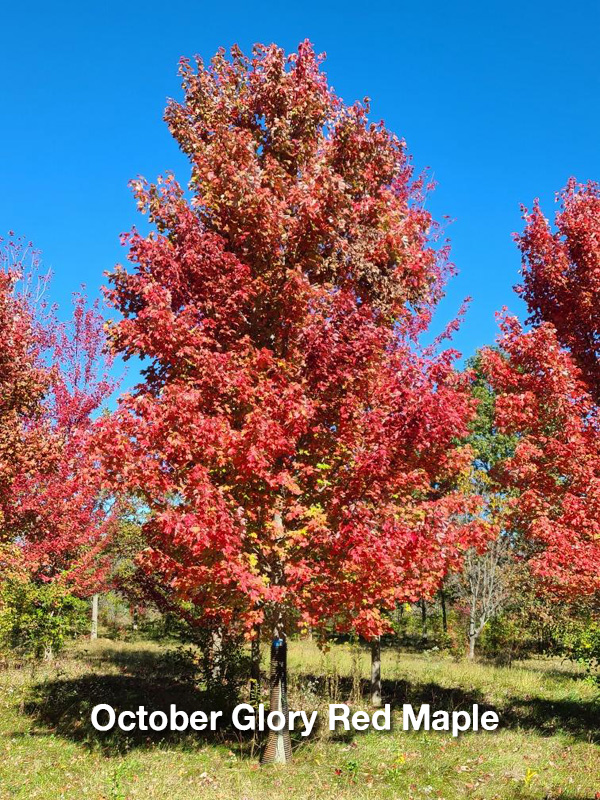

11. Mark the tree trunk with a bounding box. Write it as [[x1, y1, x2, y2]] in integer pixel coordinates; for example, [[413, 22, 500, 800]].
[[468, 593, 477, 660], [91, 594, 99, 640], [211, 628, 223, 683], [439, 588, 447, 633], [261, 621, 292, 765], [250, 626, 261, 707], [370, 636, 382, 707], [420, 599, 428, 644], [468, 632, 476, 660]]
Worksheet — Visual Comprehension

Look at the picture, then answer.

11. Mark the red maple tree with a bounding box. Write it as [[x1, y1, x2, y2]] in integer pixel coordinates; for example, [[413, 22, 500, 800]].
[[483, 180, 600, 598], [517, 180, 600, 402], [0, 238, 51, 536], [98, 42, 487, 760], [484, 317, 600, 597], [0, 237, 115, 595]]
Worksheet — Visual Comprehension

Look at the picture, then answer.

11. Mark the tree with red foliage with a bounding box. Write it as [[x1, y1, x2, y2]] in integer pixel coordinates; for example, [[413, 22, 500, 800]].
[[0, 237, 115, 600], [517, 180, 600, 402], [0, 238, 51, 536], [483, 181, 600, 598], [484, 318, 600, 597], [98, 42, 486, 762], [15, 294, 116, 594]]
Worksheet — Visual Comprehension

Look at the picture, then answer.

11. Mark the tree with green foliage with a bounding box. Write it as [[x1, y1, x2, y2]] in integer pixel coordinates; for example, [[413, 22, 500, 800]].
[[0, 567, 88, 661], [452, 353, 517, 659]]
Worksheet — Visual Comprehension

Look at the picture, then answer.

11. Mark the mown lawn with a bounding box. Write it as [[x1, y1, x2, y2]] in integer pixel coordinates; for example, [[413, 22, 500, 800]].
[[0, 638, 598, 799]]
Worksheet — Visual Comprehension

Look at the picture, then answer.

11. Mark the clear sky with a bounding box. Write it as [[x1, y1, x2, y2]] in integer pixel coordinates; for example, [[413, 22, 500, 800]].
[[2, 0, 599, 386]]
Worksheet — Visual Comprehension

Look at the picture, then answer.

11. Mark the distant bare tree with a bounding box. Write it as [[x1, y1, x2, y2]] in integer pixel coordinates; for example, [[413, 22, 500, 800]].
[[455, 535, 512, 659]]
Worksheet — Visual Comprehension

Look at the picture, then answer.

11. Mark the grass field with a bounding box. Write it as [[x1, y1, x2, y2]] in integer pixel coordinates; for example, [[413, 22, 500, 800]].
[[0, 638, 598, 799]]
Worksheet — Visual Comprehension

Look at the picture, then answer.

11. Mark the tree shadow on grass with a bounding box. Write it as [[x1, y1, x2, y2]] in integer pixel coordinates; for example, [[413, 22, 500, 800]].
[[501, 694, 599, 743], [298, 674, 599, 744], [22, 652, 599, 756], [23, 672, 260, 756], [23, 671, 320, 760]]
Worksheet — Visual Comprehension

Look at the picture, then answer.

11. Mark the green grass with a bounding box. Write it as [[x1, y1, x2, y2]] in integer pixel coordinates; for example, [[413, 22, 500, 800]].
[[0, 638, 598, 799]]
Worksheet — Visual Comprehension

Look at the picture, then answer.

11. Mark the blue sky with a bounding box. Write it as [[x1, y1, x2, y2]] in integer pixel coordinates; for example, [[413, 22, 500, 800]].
[[2, 0, 599, 388]]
